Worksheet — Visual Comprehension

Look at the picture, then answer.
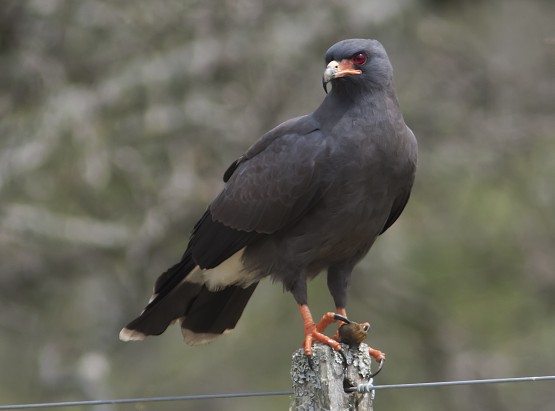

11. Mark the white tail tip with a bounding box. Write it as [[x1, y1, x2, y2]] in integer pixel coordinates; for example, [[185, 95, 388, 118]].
[[181, 328, 231, 345], [119, 327, 146, 342]]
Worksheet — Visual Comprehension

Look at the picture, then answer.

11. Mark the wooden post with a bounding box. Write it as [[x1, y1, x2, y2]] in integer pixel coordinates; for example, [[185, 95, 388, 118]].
[[290, 342, 374, 410]]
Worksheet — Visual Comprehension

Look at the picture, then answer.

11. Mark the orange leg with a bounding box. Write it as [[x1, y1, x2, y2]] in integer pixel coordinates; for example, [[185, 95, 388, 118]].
[[314, 308, 355, 341], [298, 305, 342, 356]]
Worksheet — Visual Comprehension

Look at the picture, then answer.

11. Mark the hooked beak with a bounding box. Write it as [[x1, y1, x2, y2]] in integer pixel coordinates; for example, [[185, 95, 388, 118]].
[[322, 59, 362, 94]]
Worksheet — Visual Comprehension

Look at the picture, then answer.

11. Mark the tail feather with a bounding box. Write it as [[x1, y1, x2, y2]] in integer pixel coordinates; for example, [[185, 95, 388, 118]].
[[182, 282, 258, 335], [120, 250, 258, 343], [121, 273, 199, 339], [153, 250, 196, 295]]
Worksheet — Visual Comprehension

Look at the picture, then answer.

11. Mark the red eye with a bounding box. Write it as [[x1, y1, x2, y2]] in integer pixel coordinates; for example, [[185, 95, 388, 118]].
[[352, 53, 367, 66]]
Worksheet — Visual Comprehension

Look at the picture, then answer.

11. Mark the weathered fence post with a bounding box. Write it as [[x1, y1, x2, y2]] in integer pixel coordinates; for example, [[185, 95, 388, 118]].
[[290, 342, 374, 410]]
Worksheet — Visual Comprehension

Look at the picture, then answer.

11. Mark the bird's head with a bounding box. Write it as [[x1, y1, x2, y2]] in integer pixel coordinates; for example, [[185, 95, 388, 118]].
[[322, 38, 393, 94]]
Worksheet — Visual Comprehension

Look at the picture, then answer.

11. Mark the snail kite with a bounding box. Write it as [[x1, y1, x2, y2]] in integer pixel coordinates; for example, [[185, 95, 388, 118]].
[[120, 39, 417, 359]]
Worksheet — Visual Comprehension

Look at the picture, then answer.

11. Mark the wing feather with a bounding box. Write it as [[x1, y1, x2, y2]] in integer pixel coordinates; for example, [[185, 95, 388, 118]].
[[189, 114, 326, 268], [210, 129, 325, 233]]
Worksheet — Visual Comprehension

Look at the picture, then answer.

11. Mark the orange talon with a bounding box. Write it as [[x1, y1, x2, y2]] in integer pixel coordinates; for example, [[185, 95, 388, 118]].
[[315, 312, 337, 333], [299, 305, 342, 355], [369, 347, 386, 362], [304, 332, 314, 355], [298, 306, 385, 357]]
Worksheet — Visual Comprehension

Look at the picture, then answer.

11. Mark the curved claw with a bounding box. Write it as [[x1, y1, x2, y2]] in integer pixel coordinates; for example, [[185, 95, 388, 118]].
[[333, 313, 351, 323], [337, 348, 348, 365], [369, 358, 385, 379]]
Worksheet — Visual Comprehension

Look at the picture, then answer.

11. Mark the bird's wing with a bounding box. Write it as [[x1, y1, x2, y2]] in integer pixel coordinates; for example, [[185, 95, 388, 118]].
[[379, 186, 413, 235], [380, 127, 417, 235], [188, 115, 326, 269]]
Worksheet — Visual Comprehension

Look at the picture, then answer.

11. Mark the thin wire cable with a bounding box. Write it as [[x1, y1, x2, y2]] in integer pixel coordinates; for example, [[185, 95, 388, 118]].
[[1, 375, 554, 410], [348, 375, 555, 393], [0, 391, 294, 410]]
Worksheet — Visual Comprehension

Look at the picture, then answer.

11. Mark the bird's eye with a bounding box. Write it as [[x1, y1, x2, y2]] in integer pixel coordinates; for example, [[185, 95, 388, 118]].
[[352, 53, 367, 66]]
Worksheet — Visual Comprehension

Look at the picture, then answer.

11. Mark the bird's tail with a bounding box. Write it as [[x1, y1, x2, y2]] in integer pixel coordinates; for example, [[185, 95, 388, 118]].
[[119, 250, 258, 344]]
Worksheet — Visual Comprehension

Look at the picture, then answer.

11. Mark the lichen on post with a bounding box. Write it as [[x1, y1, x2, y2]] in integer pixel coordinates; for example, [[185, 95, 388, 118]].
[[290, 342, 374, 411]]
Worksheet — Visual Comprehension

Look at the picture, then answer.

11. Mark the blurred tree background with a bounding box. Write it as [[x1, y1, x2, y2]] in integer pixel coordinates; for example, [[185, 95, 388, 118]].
[[1, 0, 554, 410]]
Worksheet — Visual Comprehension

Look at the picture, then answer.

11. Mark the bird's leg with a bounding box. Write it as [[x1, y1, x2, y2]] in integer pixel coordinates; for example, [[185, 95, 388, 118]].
[[298, 304, 342, 356], [326, 264, 353, 339], [326, 264, 385, 361]]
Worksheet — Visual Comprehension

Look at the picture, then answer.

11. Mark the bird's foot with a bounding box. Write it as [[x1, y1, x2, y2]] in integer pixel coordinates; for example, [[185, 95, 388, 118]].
[[368, 346, 386, 362], [315, 312, 344, 334], [302, 322, 342, 356], [368, 348, 386, 378], [298, 305, 343, 356], [299, 305, 384, 357], [315, 310, 351, 341]]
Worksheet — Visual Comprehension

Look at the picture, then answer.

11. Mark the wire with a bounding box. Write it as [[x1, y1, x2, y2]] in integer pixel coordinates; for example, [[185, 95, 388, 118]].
[[348, 375, 555, 393], [1, 375, 554, 410], [0, 391, 294, 410]]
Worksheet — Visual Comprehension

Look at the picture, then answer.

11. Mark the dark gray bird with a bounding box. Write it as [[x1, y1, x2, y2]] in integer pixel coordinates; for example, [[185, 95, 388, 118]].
[[120, 38, 417, 359]]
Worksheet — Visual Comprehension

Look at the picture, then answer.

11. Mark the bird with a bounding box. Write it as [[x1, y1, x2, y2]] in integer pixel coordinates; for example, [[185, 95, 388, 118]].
[[119, 38, 417, 360]]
